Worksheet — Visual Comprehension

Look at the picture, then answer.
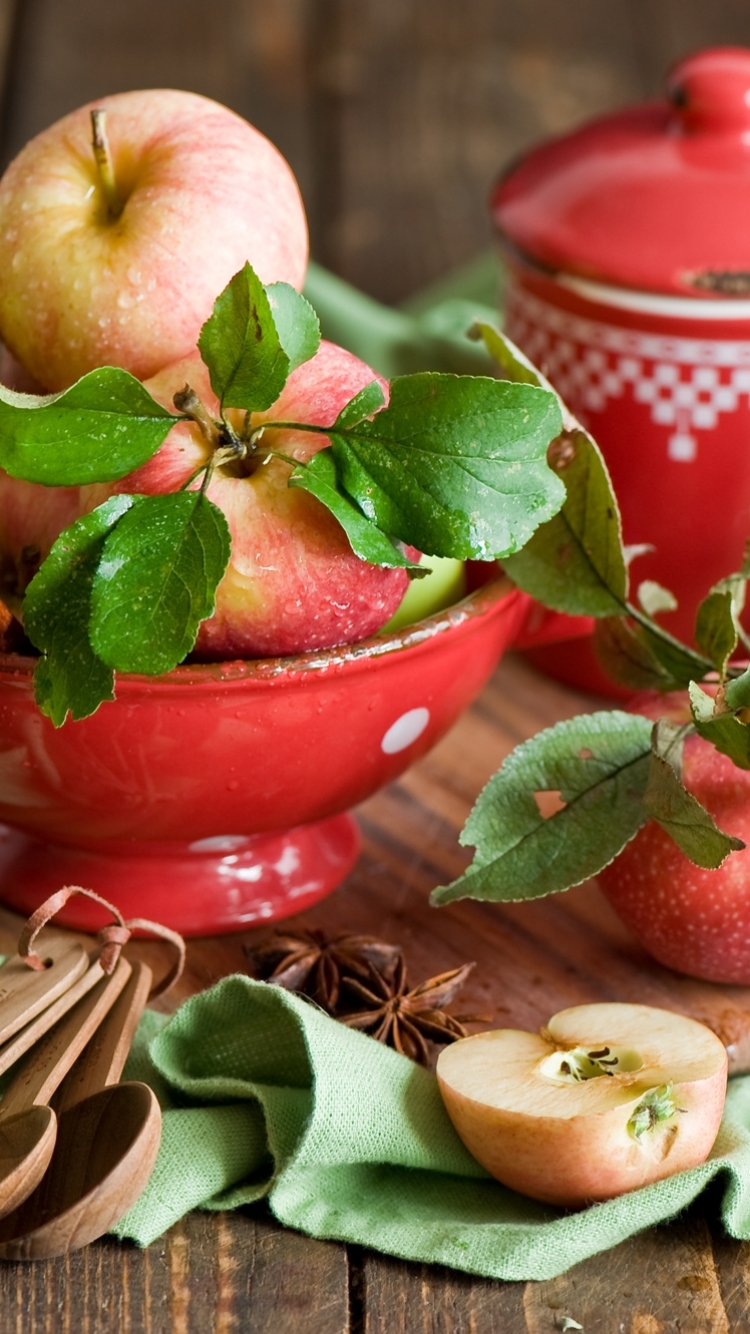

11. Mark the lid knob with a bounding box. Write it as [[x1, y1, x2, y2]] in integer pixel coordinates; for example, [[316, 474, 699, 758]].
[[668, 47, 750, 136]]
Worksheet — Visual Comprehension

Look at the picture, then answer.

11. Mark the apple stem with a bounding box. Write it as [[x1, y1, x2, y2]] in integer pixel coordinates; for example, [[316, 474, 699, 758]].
[[90, 110, 122, 218], [173, 385, 223, 452]]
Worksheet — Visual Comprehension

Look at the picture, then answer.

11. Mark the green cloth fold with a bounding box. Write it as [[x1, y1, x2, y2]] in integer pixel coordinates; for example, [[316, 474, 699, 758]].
[[114, 976, 750, 1282]]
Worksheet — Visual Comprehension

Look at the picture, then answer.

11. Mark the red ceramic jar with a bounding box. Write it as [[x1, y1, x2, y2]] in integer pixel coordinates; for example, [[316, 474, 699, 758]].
[[492, 48, 750, 690]]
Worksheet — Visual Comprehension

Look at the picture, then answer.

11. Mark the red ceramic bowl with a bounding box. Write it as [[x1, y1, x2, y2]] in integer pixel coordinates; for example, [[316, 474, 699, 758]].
[[0, 573, 526, 935]]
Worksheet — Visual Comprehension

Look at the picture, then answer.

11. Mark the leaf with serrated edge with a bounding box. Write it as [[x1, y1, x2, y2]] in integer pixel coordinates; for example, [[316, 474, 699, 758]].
[[695, 588, 737, 674], [473, 321, 627, 616], [334, 381, 386, 431], [690, 680, 750, 770], [0, 370, 176, 485], [265, 282, 320, 372], [594, 618, 680, 691], [23, 495, 135, 725], [643, 750, 745, 867], [328, 372, 564, 560], [431, 711, 652, 906], [197, 262, 289, 412], [289, 449, 424, 572], [90, 492, 231, 675], [726, 665, 750, 710]]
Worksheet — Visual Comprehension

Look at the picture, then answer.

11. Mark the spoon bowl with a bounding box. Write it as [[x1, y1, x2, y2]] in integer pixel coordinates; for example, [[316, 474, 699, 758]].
[[0, 1106, 56, 1219], [0, 958, 131, 1219], [0, 1082, 161, 1259]]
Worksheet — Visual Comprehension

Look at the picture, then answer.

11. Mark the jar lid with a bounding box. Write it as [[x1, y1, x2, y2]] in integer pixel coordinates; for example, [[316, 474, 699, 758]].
[[491, 48, 750, 298]]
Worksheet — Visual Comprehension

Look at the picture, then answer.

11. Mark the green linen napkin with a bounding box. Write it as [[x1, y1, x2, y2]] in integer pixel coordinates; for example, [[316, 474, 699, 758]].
[[113, 975, 750, 1282]]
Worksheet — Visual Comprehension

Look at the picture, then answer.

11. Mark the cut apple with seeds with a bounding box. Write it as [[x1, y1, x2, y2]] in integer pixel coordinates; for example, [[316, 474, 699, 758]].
[[436, 1002, 728, 1207]]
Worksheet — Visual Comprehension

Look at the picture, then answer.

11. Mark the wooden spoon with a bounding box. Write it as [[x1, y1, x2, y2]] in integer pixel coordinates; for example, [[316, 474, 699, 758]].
[[0, 956, 131, 1220], [0, 960, 162, 1259]]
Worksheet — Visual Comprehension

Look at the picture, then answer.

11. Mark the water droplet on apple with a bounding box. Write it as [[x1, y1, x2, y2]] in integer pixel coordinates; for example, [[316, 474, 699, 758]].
[[117, 290, 136, 309]]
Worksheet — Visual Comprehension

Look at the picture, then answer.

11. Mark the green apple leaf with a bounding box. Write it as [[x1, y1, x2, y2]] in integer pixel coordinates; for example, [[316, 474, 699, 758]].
[[197, 262, 290, 412], [0, 371, 177, 485], [695, 588, 738, 676], [689, 680, 750, 769], [333, 381, 387, 430], [324, 372, 565, 560], [23, 495, 136, 725], [431, 711, 653, 906], [643, 720, 745, 867], [89, 491, 231, 675], [265, 282, 321, 372], [288, 449, 424, 573], [472, 321, 627, 616], [593, 616, 709, 692], [725, 664, 750, 711]]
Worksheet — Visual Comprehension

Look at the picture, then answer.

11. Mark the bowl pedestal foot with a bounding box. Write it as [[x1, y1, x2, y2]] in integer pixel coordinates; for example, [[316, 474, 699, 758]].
[[0, 816, 361, 936]]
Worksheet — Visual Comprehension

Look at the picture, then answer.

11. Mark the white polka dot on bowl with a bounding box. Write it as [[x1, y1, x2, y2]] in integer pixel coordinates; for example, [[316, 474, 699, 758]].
[[381, 707, 430, 755]]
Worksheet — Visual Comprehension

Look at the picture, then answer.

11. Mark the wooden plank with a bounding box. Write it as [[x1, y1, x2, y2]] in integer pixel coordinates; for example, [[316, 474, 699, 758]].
[[0, 0, 315, 211], [0, 1207, 350, 1334], [522, 1217, 728, 1333], [358, 1250, 526, 1332], [315, 0, 750, 302], [711, 1214, 750, 1334]]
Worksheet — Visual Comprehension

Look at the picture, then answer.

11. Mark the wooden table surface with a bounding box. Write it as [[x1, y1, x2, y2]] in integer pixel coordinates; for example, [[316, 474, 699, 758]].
[[1, 3, 750, 1329], [0, 651, 749, 1333]]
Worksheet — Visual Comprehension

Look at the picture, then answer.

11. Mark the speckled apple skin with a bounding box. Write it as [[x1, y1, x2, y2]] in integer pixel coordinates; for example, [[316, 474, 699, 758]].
[[598, 695, 750, 984], [0, 89, 308, 391], [437, 1065, 727, 1206]]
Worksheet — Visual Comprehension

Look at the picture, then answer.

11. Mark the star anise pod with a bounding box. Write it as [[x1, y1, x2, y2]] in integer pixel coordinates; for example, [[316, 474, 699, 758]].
[[245, 929, 403, 1013], [340, 955, 481, 1066]]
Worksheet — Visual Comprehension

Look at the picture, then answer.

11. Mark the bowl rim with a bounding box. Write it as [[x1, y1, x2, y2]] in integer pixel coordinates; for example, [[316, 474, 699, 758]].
[[0, 571, 518, 689]]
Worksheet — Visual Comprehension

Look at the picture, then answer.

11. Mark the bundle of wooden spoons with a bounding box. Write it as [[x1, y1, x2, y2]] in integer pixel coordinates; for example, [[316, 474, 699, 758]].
[[0, 885, 185, 1259]]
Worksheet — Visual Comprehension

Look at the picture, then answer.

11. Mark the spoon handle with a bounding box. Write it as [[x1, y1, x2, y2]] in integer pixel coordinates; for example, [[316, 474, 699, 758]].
[[0, 958, 132, 1119], [0, 952, 106, 1079], [53, 961, 153, 1114], [0, 939, 90, 1045]]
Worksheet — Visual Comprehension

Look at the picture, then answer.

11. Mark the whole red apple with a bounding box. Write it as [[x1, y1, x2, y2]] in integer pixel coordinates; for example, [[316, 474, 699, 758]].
[[0, 340, 415, 658], [0, 89, 308, 392], [597, 691, 750, 984]]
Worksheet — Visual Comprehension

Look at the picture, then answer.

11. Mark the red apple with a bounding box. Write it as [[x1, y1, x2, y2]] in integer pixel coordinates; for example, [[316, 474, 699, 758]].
[[0, 90, 308, 392], [597, 691, 750, 984], [0, 340, 414, 658], [437, 1002, 727, 1206]]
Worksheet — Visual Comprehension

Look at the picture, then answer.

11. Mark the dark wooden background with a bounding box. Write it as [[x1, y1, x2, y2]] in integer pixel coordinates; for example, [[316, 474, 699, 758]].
[[2, 3, 750, 1330], [2, 0, 750, 305]]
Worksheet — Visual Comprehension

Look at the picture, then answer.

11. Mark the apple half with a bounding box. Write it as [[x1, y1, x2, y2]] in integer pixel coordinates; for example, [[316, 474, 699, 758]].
[[436, 1002, 728, 1207]]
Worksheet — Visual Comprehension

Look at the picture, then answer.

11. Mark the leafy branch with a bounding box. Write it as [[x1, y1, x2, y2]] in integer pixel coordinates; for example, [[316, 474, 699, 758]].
[[431, 324, 750, 907], [4, 266, 567, 724]]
